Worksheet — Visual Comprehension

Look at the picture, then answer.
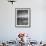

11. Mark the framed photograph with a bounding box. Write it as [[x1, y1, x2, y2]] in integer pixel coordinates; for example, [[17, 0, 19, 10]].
[[15, 8, 31, 28]]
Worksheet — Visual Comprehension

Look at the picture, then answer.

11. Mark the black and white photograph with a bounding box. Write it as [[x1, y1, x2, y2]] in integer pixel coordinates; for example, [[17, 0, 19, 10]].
[[15, 8, 31, 27]]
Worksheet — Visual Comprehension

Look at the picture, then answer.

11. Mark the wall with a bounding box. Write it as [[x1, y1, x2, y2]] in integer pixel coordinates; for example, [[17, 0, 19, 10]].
[[0, 0, 46, 42]]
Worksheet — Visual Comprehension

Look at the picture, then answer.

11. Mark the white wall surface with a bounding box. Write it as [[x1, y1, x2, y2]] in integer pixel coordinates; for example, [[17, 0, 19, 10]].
[[0, 0, 46, 42]]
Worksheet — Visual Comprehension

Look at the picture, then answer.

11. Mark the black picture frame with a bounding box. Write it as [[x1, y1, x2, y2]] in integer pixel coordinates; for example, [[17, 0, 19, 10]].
[[15, 8, 31, 28]]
